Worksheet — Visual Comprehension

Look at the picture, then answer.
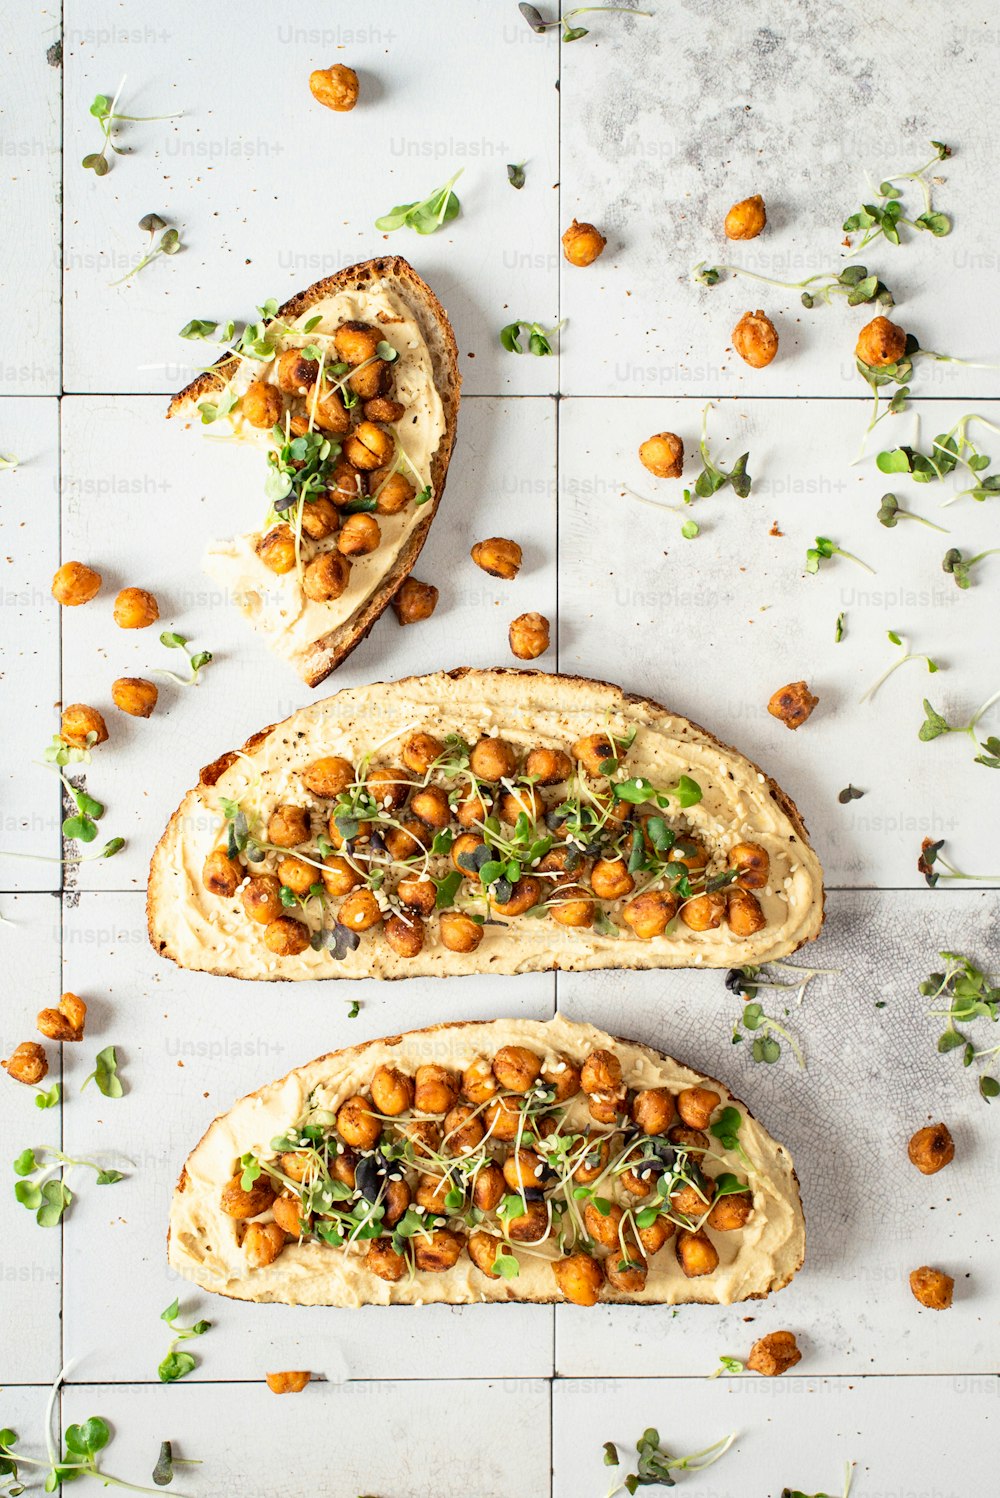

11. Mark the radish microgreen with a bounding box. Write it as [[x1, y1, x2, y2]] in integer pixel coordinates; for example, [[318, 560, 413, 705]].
[[507, 161, 526, 189], [732, 1001, 805, 1068], [34, 1083, 61, 1111], [859, 630, 941, 705], [843, 141, 952, 247], [805, 536, 875, 575], [81, 1045, 123, 1099], [375, 169, 463, 234], [876, 492, 948, 533], [782, 1461, 854, 1498], [692, 259, 893, 311], [500, 318, 564, 356], [709, 1354, 745, 1379], [154, 631, 213, 687], [942, 547, 1000, 590], [694, 403, 751, 498], [110, 216, 182, 286], [519, 4, 653, 41], [621, 486, 700, 541], [13, 1145, 124, 1227], [1, 1416, 194, 1497], [158, 1298, 211, 1383], [923, 952, 1000, 1099], [82, 78, 181, 176], [601, 1427, 736, 1496], [918, 837, 1000, 886], [919, 689, 1000, 767], [877, 413, 1000, 503]]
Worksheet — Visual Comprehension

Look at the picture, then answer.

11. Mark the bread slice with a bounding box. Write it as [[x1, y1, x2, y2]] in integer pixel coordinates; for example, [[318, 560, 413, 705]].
[[147, 667, 825, 978], [167, 1014, 805, 1307], [168, 256, 460, 687]]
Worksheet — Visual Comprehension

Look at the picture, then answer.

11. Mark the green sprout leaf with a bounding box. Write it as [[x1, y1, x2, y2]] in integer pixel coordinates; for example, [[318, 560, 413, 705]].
[[82, 1045, 123, 1099], [375, 169, 463, 235]]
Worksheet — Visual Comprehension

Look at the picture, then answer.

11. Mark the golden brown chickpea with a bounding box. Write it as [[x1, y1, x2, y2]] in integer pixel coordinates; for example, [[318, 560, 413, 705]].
[[729, 840, 769, 890], [856, 314, 907, 368], [51, 560, 101, 606], [241, 874, 284, 925], [401, 731, 443, 775], [337, 512, 382, 557], [550, 892, 595, 928], [676, 1087, 721, 1130], [320, 855, 361, 898], [302, 756, 355, 799], [266, 804, 311, 849], [768, 679, 819, 730], [36, 992, 87, 1043], [272, 1193, 309, 1238], [639, 432, 684, 479], [2, 1041, 48, 1085], [727, 887, 766, 937], [676, 1228, 720, 1278], [334, 321, 381, 365], [572, 1134, 610, 1184], [111, 676, 159, 719], [244, 1220, 286, 1269], [667, 838, 709, 874], [365, 396, 406, 424], [414, 1064, 460, 1115], [373, 470, 415, 514], [392, 577, 438, 625], [561, 219, 607, 267], [263, 915, 311, 957], [552, 1251, 604, 1305], [542, 1055, 581, 1102], [471, 536, 523, 580], [472, 1161, 506, 1212], [707, 1190, 753, 1231], [746, 1329, 803, 1374], [909, 1265, 954, 1310], [337, 1094, 381, 1150], [605, 1247, 648, 1294], [400, 1118, 441, 1156], [453, 834, 485, 874], [620, 1165, 652, 1197], [443, 1103, 485, 1156], [327, 459, 367, 509], [243, 379, 284, 428], [622, 891, 678, 939], [303, 550, 351, 603], [498, 786, 545, 825], [383, 1177, 411, 1229], [276, 855, 315, 897], [202, 849, 244, 898], [265, 1369, 311, 1395], [384, 819, 428, 862], [669, 1124, 709, 1151], [908, 1122, 955, 1175], [483, 1094, 522, 1142], [347, 358, 391, 402], [343, 421, 394, 471], [637, 1214, 675, 1255], [524, 747, 572, 785], [725, 193, 767, 240], [275, 348, 319, 395], [509, 611, 550, 661], [468, 1230, 506, 1278], [572, 733, 616, 776], [299, 495, 340, 541], [589, 858, 634, 902], [367, 765, 411, 813], [279, 1151, 314, 1184], [583, 1200, 624, 1249], [113, 586, 159, 629], [415, 1173, 452, 1214], [365, 1238, 406, 1282], [397, 876, 436, 915], [456, 788, 492, 827], [470, 735, 518, 781], [410, 786, 451, 829], [331, 1147, 359, 1190], [307, 382, 352, 436], [493, 1045, 542, 1094], [588, 1089, 627, 1125], [679, 891, 726, 931], [61, 703, 108, 748], [502, 1149, 544, 1193], [631, 1088, 676, 1136], [413, 1228, 465, 1272], [256, 524, 297, 575], [385, 912, 425, 958], [338, 888, 383, 932], [581, 1048, 623, 1096], [220, 1173, 276, 1219], [507, 1200, 550, 1243], [462, 1057, 497, 1105], [439, 910, 485, 953], [491, 876, 543, 917], [670, 1178, 711, 1218], [732, 309, 779, 369], [369, 1065, 414, 1117], [309, 63, 359, 112]]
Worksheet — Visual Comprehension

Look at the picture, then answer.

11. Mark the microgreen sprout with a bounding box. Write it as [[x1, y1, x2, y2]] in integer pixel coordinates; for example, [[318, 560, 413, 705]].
[[709, 1355, 745, 1379], [602, 1426, 736, 1496], [859, 629, 941, 705], [37, 735, 125, 853], [519, 3, 653, 41], [500, 318, 564, 356], [507, 161, 526, 189], [1, 1415, 193, 1497], [858, 342, 1000, 450], [153, 631, 213, 686], [835, 611, 846, 643], [13, 1145, 124, 1227], [942, 547, 1000, 590], [620, 486, 700, 540], [725, 960, 838, 1008], [375, 169, 462, 234], [876, 492, 948, 533], [81, 1045, 124, 1098], [158, 1299, 211, 1383], [82, 78, 181, 177], [918, 689, 1000, 767], [918, 837, 1000, 886], [691, 259, 893, 310], [805, 535, 874, 575], [694, 403, 751, 497], [731, 1000, 805, 1068], [877, 412, 1000, 503], [34, 1083, 61, 1111], [110, 219, 182, 286], [843, 140, 952, 247], [922, 951, 1000, 1100], [782, 1461, 855, 1498]]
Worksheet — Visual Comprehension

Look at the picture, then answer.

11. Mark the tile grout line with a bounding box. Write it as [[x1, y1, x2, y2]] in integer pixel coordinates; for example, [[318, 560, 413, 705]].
[[57, 0, 66, 1431]]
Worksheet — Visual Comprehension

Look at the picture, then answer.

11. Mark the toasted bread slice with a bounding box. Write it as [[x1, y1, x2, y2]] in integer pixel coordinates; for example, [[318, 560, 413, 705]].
[[147, 668, 825, 978], [168, 256, 460, 687], [167, 1015, 805, 1307]]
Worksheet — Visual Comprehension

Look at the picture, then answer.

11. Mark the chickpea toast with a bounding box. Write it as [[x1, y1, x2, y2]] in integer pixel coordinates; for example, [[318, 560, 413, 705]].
[[147, 668, 824, 978], [167, 257, 459, 687], [167, 1016, 805, 1307]]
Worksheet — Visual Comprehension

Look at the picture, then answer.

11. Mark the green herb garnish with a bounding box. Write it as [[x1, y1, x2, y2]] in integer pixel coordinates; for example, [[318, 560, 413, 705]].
[[158, 1298, 211, 1383], [941, 546, 1000, 590], [692, 259, 893, 311], [375, 170, 462, 235], [83, 82, 181, 177], [843, 140, 952, 247], [805, 535, 874, 576], [876, 492, 948, 532], [859, 629, 941, 704], [81, 1045, 124, 1099], [154, 631, 213, 686], [500, 318, 564, 356], [693, 403, 751, 498], [603, 1427, 736, 1495], [13, 1145, 124, 1227]]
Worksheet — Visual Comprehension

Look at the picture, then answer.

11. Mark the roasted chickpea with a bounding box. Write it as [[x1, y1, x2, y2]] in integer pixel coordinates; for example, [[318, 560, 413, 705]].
[[413, 1227, 465, 1272], [498, 786, 545, 825], [631, 1088, 675, 1135], [622, 891, 678, 939], [768, 679, 819, 730], [299, 495, 340, 541], [909, 1265, 954, 1310], [725, 193, 767, 240], [392, 577, 438, 625], [113, 587, 158, 632], [244, 1220, 286, 1269], [327, 459, 366, 510], [302, 756, 355, 798], [503, 1199, 548, 1244], [61, 703, 108, 748], [550, 892, 595, 928], [346, 356, 390, 402], [279, 1151, 314, 1184], [509, 610, 550, 661], [243, 379, 284, 428], [383, 1177, 411, 1229], [2, 1041, 48, 1085], [572, 733, 615, 776], [588, 1089, 627, 1125], [676, 1228, 720, 1278], [275, 856, 314, 898], [542, 1055, 581, 1102], [587, 858, 633, 902], [605, 1246, 648, 1294], [199, 850, 241, 900], [338, 888, 382, 932], [336, 1094, 381, 1150], [366, 765, 410, 813], [366, 1066, 412, 1118], [368, 471, 413, 518], [409, 786, 451, 829], [307, 383, 352, 435], [266, 1369, 312, 1397], [908, 1122, 955, 1175], [638, 1214, 675, 1255], [552, 1251, 604, 1305], [343, 421, 394, 471], [384, 912, 424, 958], [468, 1230, 506, 1278], [365, 1238, 406, 1282], [668, 838, 708, 874], [471, 536, 523, 580], [491, 876, 543, 917], [561, 219, 607, 267], [365, 396, 407, 424], [670, 1177, 711, 1218], [676, 1087, 721, 1131], [730, 840, 770, 890], [401, 731, 443, 775], [220, 1173, 276, 1219], [472, 1161, 506, 1212], [264, 916, 310, 957], [51, 560, 101, 606], [501, 1149, 544, 1194], [256, 524, 297, 575], [111, 676, 159, 720], [483, 1094, 522, 1142], [272, 1193, 309, 1238], [522, 748, 571, 787], [390, 878, 432, 919], [732, 309, 779, 369], [415, 1172, 453, 1215], [452, 832, 485, 876], [707, 1190, 753, 1231], [581, 1048, 622, 1096], [275, 348, 319, 395], [242, 874, 283, 925], [333, 321, 381, 366], [319, 855, 360, 899], [36, 992, 87, 1043], [727, 886, 766, 936], [414, 1064, 460, 1115], [669, 1124, 709, 1152], [266, 805, 310, 851], [456, 788, 492, 828], [400, 1118, 441, 1157], [493, 1045, 542, 1094], [572, 1134, 610, 1184], [469, 735, 517, 782], [441, 1103, 483, 1156], [439, 910, 485, 953], [746, 1329, 803, 1375], [331, 1146, 358, 1189], [856, 314, 907, 368], [462, 1057, 497, 1105], [303, 549, 351, 603], [309, 62, 359, 112], [337, 512, 382, 557], [639, 432, 684, 479], [679, 891, 726, 931], [583, 1200, 623, 1249], [619, 1165, 652, 1197]]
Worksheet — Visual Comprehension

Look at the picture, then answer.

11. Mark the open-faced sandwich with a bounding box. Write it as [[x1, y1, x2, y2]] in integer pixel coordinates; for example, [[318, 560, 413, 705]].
[[168, 1016, 805, 1307], [148, 668, 824, 977], [168, 256, 459, 687]]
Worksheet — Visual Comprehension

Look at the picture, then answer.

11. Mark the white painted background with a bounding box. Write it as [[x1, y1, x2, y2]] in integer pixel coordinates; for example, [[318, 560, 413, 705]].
[[1, 1, 998, 1494]]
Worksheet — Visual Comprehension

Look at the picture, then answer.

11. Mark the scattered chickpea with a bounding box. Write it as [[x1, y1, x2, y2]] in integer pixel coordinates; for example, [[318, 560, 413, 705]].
[[413, 1228, 466, 1273], [36, 992, 87, 1043], [470, 735, 518, 781], [561, 219, 607, 267], [730, 840, 769, 890], [493, 1045, 542, 1093], [726, 887, 767, 937], [471, 537, 522, 580], [202, 849, 243, 898], [337, 1094, 381, 1150], [622, 891, 677, 939], [581, 1048, 622, 1095], [725, 194, 767, 240], [241, 874, 284, 926], [2, 1041, 48, 1085], [639, 432, 684, 479], [732, 309, 779, 369], [256, 524, 297, 576], [263, 916, 311, 956], [677, 1087, 722, 1130], [676, 1228, 720, 1278], [524, 746, 572, 784], [275, 348, 319, 395], [243, 380, 283, 429], [856, 314, 907, 368], [373, 470, 415, 514], [907, 1122, 955, 1175], [708, 1191, 753, 1231], [572, 733, 615, 776], [632, 1088, 675, 1135], [746, 1329, 802, 1375], [365, 396, 406, 424], [61, 703, 108, 748], [265, 1370, 311, 1394], [266, 804, 311, 848], [414, 1064, 460, 1114], [111, 677, 158, 718], [299, 496, 340, 541], [364, 1238, 406, 1282], [334, 321, 381, 365], [392, 577, 438, 625], [385, 912, 425, 958], [243, 1221, 285, 1269], [309, 63, 359, 112], [220, 1173, 275, 1219], [113, 586, 159, 629], [509, 611, 550, 660], [343, 421, 394, 471], [277, 855, 316, 897], [303, 550, 351, 603], [51, 561, 101, 606], [768, 680, 819, 730], [552, 1251, 604, 1305], [909, 1265, 954, 1310], [338, 512, 382, 556]]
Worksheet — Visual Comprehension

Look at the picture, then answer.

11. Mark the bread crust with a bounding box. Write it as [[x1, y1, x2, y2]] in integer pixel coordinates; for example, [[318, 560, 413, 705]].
[[168, 256, 460, 687]]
